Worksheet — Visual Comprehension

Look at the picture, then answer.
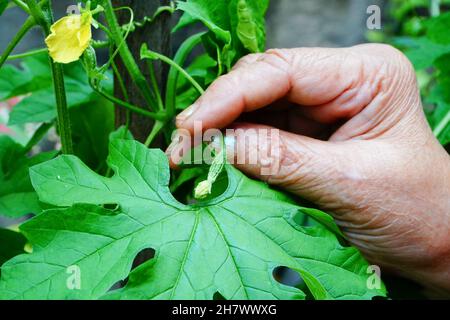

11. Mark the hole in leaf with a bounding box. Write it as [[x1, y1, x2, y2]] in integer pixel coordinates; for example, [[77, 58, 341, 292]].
[[132, 248, 155, 270], [198, 170, 229, 201], [102, 203, 120, 211], [109, 279, 127, 291], [171, 167, 229, 205], [108, 248, 155, 291], [170, 141, 229, 205], [273, 266, 303, 287], [213, 291, 226, 300], [171, 167, 208, 205], [273, 266, 314, 299]]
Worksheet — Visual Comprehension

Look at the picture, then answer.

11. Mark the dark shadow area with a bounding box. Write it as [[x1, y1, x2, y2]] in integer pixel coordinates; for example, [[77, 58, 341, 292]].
[[109, 247, 156, 290]]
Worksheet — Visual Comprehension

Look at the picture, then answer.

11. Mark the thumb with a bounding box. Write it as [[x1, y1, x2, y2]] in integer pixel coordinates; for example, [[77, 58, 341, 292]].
[[224, 123, 350, 205]]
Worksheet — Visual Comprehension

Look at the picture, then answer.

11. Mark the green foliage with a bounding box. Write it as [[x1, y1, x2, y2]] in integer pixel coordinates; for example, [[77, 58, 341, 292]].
[[427, 12, 450, 44], [392, 10, 450, 146], [0, 136, 57, 217], [0, 0, 8, 16], [0, 53, 113, 126], [236, 0, 261, 53], [0, 229, 26, 267], [176, 54, 217, 111], [391, 0, 450, 18], [0, 53, 115, 171], [70, 99, 115, 173], [174, 0, 269, 70], [0, 138, 385, 299], [401, 13, 450, 69]]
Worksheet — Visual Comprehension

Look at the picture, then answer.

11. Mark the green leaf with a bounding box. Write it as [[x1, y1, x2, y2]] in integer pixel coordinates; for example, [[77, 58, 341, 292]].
[[0, 53, 109, 126], [0, 0, 8, 16], [438, 124, 450, 146], [430, 101, 450, 146], [404, 37, 450, 70], [0, 229, 26, 267], [0, 135, 57, 217], [427, 12, 450, 45], [175, 1, 231, 44], [0, 139, 386, 300], [232, 0, 269, 53], [109, 126, 134, 142], [298, 207, 344, 238], [425, 55, 450, 146], [0, 55, 50, 101], [175, 0, 269, 69], [70, 98, 115, 173]]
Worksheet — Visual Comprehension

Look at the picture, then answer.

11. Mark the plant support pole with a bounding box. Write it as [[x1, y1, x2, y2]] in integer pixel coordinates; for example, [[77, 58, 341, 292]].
[[112, 0, 171, 144], [103, 0, 158, 111]]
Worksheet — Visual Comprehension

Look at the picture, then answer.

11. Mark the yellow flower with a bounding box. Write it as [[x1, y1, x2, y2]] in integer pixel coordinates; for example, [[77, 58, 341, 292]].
[[45, 12, 92, 64]]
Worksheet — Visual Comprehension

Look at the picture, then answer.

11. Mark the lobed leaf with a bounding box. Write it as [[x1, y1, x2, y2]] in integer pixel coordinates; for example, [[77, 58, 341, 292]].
[[0, 139, 386, 300], [0, 135, 57, 218]]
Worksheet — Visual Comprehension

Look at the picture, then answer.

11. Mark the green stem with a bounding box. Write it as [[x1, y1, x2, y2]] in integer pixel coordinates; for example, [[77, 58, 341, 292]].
[[111, 59, 129, 102], [26, 0, 73, 154], [165, 32, 204, 117], [92, 84, 167, 121], [142, 48, 205, 96], [91, 39, 111, 49], [121, 4, 175, 32], [7, 47, 47, 61], [145, 120, 165, 147], [0, 17, 36, 68], [103, 0, 158, 111], [111, 54, 131, 128], [147, 59, 164, 110], [96, 21, 114, 38], [433, 109, 450, 138], [12, 0, 30, 13], [51, 62, 74, 154], [25, 0, 49, 32]]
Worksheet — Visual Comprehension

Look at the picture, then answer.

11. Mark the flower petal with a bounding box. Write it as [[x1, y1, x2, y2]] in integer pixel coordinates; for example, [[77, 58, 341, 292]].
[[45, 13, 92, 64]]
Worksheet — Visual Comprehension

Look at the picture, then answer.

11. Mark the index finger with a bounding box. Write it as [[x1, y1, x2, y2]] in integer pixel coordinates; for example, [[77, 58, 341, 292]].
[[175, 46, 378, 133], [175, 50, 292, 133]]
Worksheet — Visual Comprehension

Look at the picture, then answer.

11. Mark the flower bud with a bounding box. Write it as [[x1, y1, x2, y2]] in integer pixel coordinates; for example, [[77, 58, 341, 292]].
[[194, 180, 212, 200]]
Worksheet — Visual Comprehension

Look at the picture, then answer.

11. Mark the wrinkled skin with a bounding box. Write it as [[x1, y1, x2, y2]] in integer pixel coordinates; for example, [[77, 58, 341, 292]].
[[167, 44, 450, 295]]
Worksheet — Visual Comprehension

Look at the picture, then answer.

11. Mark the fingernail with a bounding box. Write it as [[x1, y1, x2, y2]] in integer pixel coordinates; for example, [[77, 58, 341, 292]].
[[176, 103, 199, 125]]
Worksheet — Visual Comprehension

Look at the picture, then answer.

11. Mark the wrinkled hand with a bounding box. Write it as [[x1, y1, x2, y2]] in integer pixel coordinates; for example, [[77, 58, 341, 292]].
[[167, 44, 450, 294]]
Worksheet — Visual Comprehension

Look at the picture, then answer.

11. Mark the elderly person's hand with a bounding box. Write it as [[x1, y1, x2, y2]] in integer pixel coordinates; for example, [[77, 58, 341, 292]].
[[167, 44, 450, 294]]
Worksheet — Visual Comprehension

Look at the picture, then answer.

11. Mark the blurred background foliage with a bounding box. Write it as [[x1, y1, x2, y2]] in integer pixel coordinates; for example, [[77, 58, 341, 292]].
[[369, 0, 450, 149]]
